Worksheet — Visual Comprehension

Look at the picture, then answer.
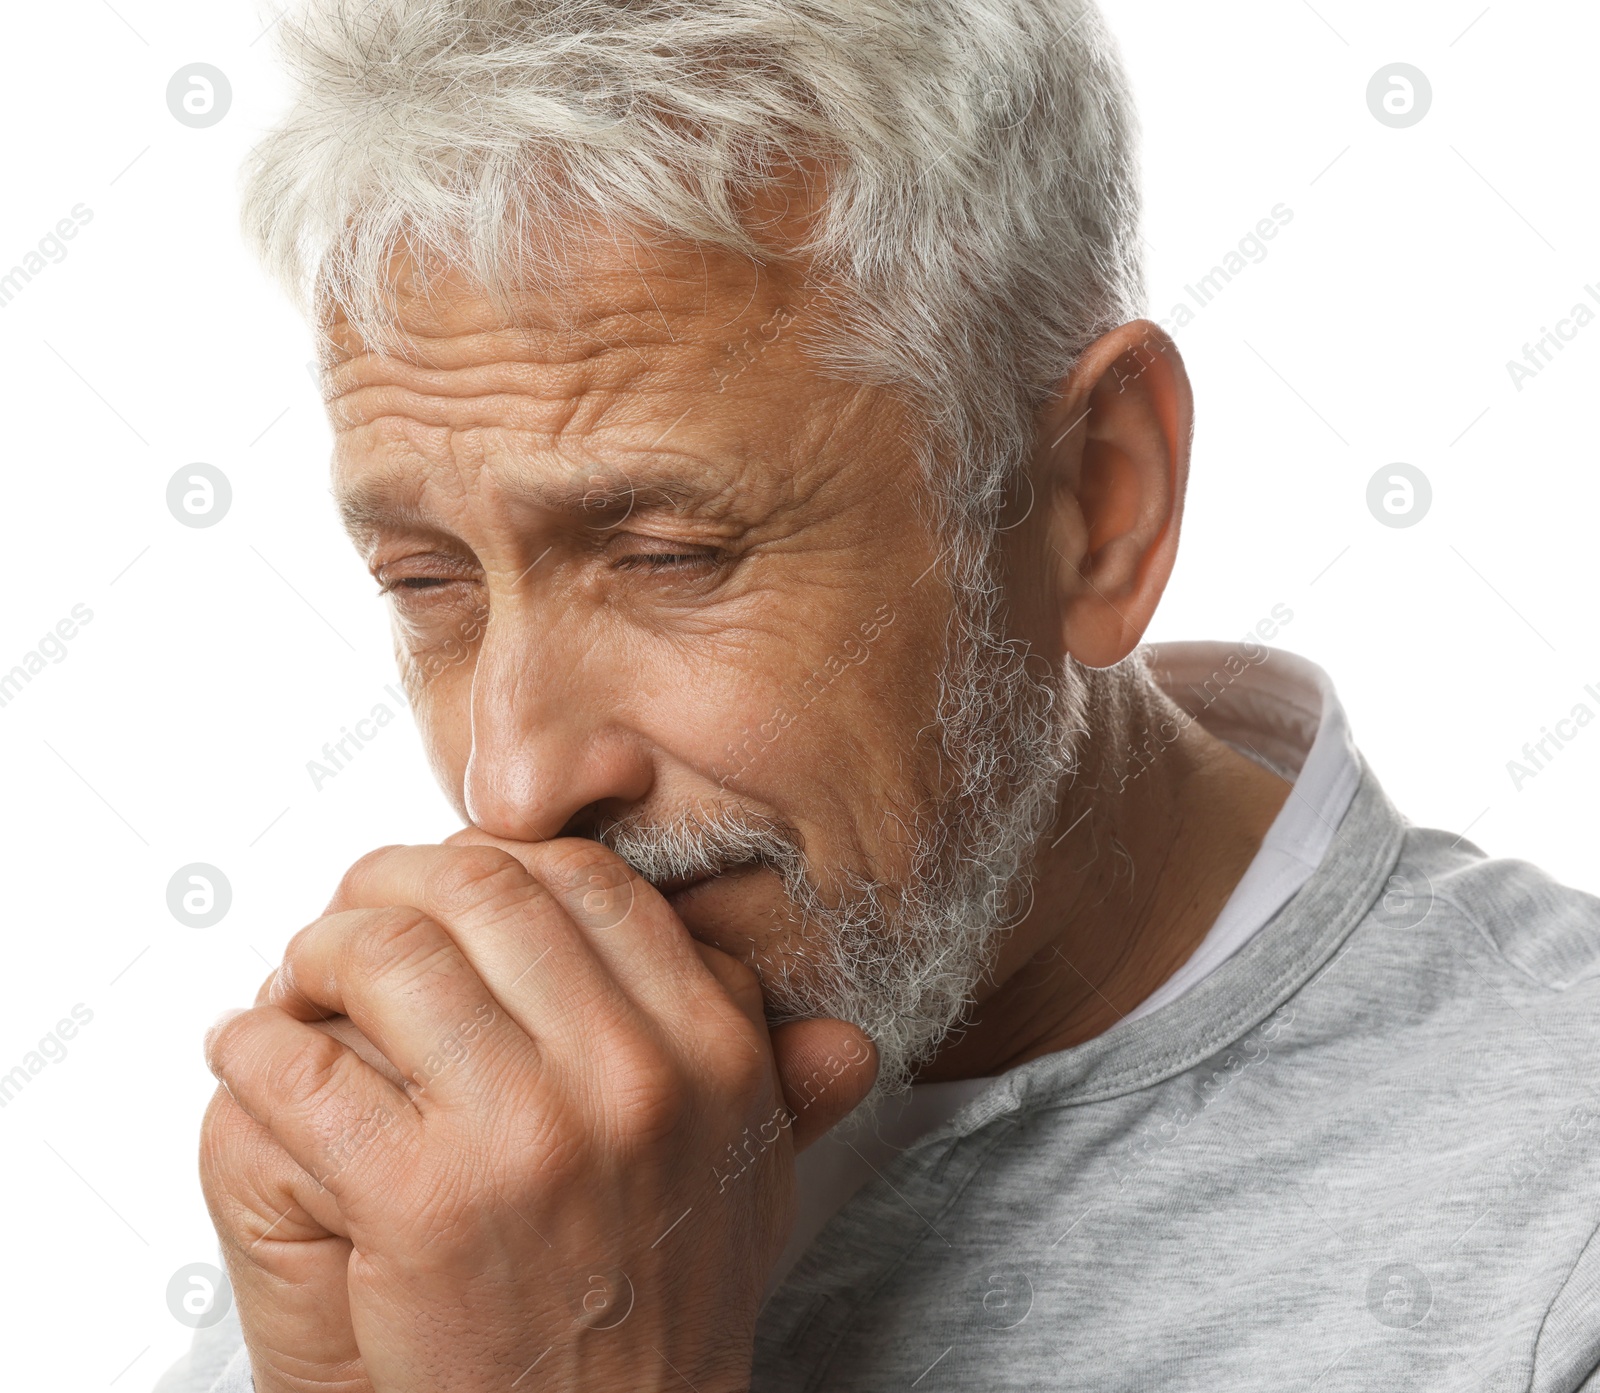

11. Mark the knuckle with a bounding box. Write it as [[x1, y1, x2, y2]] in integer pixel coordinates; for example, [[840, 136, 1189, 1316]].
[[201, 1015, 378, 1187], [538, 837, 632, 888], [251, 966, 278, 1007], [199, 1092, 322, 1243], [540, 840, 640, 928], [199, 1086, 256, 1181], [331, 908, 462, 1009], [607, 1051, 689, 1147], [352, 905, 442, 972], [199, 1091, 283, 1197], [426, 846, 534, 919], [272, 1028, 355, 1116], [332, 843, 405, 908], [203, 1008, 254, 1074], [579, 877, 639, 930]]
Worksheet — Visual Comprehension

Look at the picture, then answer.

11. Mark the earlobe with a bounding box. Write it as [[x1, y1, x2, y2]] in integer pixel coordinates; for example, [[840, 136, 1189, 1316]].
[[1037, 320, 1193, 670]]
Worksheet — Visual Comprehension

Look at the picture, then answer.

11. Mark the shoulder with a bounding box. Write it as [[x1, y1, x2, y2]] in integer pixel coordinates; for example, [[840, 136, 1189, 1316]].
[[1396, 824, 1600, 993]]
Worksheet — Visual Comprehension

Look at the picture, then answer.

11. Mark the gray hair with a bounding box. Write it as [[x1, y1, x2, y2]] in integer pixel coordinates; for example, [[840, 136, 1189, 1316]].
[[242, 0, 1144, 538], [244, 0, 1147, 1086]]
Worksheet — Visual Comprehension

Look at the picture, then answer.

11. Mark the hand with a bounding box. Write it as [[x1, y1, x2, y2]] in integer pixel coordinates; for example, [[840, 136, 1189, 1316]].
[[197, 1011, 410, 1393], [201, 833, 877, 1393]]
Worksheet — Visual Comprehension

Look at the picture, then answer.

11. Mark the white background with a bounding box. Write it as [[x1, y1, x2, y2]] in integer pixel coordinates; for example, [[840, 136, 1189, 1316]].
[[0, 1, 1594, 1385]]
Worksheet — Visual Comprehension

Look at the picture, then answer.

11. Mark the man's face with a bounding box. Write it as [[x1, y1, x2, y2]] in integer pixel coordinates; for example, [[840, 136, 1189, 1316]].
[[327, 235, 978, 1042]]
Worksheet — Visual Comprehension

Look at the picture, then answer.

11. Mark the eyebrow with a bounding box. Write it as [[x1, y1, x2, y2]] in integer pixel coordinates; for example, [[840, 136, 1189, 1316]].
[[335, 461, 741, 545]]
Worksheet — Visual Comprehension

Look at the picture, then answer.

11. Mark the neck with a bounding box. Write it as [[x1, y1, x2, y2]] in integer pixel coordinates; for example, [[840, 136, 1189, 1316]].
[[915, 674, 1291, 1084]]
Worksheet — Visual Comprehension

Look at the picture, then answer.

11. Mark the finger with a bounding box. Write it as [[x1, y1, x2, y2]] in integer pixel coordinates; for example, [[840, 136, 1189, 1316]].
[[255, 962, 414, 1093], [453, 830, 735, 1023], [200, 1089, 365, 1381], [202, 1084, 349, 1242], [512, 838, 792, 1098], [307, 1013, 408, 1090], [691, 940, 767, 1035], [769, 1018, 878, 1151], [327, 843, 632, 1046], [205, 1004, 420, 1196], [271, 907, 530, 1105]]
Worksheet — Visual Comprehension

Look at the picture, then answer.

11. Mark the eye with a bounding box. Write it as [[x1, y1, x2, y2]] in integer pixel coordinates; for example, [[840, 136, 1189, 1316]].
[[376, 576, 455, 598], [372, 562, 475, 600], [616, 551, 711, 570], [610, 543, 722, 574]]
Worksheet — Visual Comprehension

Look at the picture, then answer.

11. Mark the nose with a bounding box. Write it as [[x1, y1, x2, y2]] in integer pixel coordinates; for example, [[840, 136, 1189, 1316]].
[[462, 607, 654, 842]]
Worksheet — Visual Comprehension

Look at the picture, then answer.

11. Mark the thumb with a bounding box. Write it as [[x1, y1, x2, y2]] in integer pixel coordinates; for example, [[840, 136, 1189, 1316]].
[[768, 1017, 878, 1152]]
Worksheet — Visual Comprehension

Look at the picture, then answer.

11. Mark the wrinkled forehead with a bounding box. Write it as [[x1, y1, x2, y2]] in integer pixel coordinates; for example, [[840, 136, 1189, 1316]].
[[318, 227, 900, 547]]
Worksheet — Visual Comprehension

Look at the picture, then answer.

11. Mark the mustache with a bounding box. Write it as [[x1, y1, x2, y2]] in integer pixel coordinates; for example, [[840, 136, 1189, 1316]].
[[594, 804, 807, 889]]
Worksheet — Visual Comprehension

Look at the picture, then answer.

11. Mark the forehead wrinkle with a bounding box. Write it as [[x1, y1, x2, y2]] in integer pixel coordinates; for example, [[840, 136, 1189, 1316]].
[[336, 438, 760, 552], [334, 358, 794, 548], [328, 341, 661, 436], [326, 293, 777, 454], [323, 252, 770, 386], [472, 437, 762, 534], [328, 269, 851, 550]]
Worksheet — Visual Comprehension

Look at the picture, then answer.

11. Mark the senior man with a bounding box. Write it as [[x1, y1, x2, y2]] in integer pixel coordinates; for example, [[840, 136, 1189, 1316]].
[[159, 1, 1600, 1390]]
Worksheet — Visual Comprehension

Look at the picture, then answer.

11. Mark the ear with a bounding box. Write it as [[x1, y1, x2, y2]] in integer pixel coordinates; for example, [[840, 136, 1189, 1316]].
[[1028, 320, 1193, 670]]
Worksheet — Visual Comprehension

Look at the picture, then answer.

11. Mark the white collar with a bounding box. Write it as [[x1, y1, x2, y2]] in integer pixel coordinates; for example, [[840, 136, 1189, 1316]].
[[768, 643, 1363, 1295], [1125, 641, 1362, 1020]]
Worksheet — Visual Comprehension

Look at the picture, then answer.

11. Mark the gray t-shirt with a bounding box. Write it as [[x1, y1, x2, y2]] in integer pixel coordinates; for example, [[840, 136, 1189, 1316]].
[[157, 762, 1600, 1392]]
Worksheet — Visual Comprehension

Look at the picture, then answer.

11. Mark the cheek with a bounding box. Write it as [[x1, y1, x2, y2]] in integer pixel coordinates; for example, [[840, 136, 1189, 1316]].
[[704, 603, 947, 881], [410, 667, 476, 812]]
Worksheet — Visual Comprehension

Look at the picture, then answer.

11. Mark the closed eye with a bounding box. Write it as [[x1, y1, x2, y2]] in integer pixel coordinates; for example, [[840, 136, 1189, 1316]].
[[614, 551, 717, 570], [378, 576, 456, 594]]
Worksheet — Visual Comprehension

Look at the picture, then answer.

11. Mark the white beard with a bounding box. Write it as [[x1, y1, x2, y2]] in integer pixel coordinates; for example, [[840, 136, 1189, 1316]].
[[600, 596, 1089, 1106]]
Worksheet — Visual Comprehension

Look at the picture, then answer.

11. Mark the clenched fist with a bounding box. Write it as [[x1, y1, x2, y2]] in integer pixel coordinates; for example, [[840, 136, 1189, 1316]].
[[199, 832, 877, 1393]]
